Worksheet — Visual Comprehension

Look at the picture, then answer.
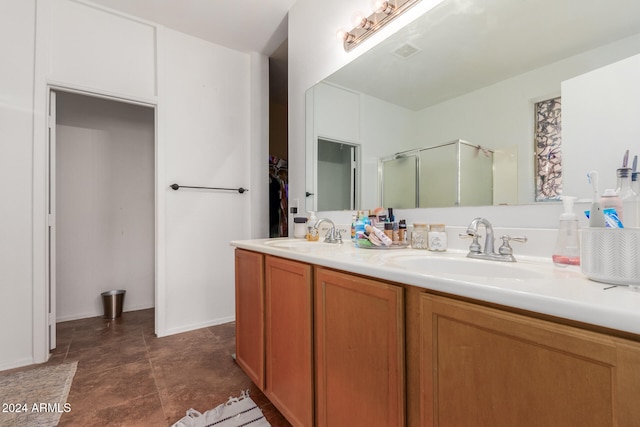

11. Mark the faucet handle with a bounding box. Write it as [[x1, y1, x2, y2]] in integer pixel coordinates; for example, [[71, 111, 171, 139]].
[[459, 232, 482, 253], [498, 235, 527, 255]]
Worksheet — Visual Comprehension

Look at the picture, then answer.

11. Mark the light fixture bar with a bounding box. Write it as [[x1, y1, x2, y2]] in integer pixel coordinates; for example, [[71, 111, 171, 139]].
[[343, 0, 422, 52]]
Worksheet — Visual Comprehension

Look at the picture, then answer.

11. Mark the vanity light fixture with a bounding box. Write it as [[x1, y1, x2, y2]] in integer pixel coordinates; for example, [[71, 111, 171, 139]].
[[342, 0, 422, 52], [379, 1, 396, 15], [358, 17, 374, 30]]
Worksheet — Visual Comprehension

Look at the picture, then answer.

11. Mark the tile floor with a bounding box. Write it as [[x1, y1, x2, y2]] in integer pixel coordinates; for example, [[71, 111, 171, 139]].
[[30, 309, 289, 426]]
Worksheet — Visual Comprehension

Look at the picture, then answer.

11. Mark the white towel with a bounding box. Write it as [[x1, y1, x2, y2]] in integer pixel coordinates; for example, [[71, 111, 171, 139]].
[[172, 390, 271, 427]]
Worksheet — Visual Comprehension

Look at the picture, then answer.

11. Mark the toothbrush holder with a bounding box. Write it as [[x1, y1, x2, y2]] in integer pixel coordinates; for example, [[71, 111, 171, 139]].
[[580, 228, 640, 286]]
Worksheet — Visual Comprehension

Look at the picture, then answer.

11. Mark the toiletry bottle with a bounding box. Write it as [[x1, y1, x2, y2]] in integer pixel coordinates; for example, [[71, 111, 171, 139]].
[[615, 167, 639, 227], [306, 211, 318, 240], [552, 196, 580, 266], [392, 222, 399, 242], [308, 211, 317, 226], [399, 220, 407, 243], [363, 210, 371, 227], [355, 211, 366, 240], [384, 222, 393, 240]]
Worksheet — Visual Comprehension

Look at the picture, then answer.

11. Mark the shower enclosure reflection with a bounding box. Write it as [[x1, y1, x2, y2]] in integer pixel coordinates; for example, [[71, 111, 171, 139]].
[[381, 140, 505, 208]]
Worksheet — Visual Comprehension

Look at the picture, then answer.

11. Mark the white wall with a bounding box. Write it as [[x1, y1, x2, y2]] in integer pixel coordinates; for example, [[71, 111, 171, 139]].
[[1, 0, 266, 370], [159, 27, 252, 335], [50, 0, 157, 98], [56, 92, 155, 321], [0, 0, 37, 370], [360, 93, 418, 208]]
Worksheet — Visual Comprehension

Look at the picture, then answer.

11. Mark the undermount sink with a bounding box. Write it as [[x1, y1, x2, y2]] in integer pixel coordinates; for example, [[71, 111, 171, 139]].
[[386, 255, 546, 280]]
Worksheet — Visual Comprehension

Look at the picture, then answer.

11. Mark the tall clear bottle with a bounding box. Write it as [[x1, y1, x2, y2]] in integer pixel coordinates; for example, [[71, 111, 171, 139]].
[[615, 167, 639, 227], [552, 196, 580, 267]]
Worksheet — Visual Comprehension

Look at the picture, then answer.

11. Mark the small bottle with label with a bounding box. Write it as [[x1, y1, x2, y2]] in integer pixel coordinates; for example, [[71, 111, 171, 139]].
[[428, 224, 447, 251], [399, 220, 407, 243], [392, 222, 400, 242], [411, 223, 428, 249], [384, 222, 393, 240]]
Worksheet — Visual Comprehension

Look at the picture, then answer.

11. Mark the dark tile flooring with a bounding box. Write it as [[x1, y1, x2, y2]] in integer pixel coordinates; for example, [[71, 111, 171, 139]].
[[29, 309, 289, 426]]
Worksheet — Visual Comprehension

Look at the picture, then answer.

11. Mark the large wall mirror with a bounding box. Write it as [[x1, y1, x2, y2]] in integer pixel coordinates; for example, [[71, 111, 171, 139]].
[[305, 0, 640, 212]]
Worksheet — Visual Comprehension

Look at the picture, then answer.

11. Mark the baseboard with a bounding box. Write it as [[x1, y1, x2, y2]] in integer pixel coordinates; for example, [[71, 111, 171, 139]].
[[56, 303, 155, 323], [157, 315, 236, 338], [0, 356, 35, 372]]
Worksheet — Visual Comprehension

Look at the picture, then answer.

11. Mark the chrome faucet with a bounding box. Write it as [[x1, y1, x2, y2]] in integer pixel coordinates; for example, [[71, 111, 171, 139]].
[[462, 217, 527, 262], [313, 218, 343, 244]]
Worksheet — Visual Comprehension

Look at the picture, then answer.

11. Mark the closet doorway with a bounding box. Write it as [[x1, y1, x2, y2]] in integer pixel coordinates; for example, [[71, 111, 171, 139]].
[[48, 89, 155, 349]]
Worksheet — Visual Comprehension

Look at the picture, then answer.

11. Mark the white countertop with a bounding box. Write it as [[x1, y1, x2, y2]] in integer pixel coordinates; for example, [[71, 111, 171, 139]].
[[230, 238, 640, 336]]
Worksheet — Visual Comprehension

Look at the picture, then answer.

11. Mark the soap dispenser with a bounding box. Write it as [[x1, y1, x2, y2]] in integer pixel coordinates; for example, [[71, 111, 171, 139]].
[[552, 196, 580, 267], [306, 211, 318, 241]]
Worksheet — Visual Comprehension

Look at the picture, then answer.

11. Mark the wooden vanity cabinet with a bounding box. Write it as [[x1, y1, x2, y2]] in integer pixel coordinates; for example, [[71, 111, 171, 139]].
[[234, 249, 265, 389], [315, 267, 405, 427], [265, 255, 314, 427], [235, 249, 640, 427], [418, 293, 640, 427]]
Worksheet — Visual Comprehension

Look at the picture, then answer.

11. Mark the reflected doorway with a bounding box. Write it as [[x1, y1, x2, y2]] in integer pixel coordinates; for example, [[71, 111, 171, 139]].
[[317, 138, 359, 211]]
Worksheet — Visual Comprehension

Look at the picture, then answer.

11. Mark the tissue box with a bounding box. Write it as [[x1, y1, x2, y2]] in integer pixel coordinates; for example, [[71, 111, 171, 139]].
[[580, 228, 640, 286]]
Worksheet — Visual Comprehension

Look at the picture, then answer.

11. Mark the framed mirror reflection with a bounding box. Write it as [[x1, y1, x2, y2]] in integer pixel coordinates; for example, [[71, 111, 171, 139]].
[[305, 0, 640, 212]]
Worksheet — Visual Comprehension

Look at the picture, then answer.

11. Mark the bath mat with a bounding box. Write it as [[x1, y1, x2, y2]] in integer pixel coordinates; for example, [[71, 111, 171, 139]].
[[172, 390, 271, 427], [0, 361, 77, 427]]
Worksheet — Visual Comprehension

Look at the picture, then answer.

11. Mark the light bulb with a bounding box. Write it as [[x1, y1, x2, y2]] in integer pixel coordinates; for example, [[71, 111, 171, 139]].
[[351, 12, 366, 28]]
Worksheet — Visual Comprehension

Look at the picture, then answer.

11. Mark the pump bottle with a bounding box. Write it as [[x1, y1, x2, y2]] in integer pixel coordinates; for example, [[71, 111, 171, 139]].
[[552, 196, 580, 266]]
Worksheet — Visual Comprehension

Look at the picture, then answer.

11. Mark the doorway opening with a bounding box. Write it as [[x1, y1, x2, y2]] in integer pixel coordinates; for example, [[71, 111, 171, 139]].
[[48, 89, 155, 350], [316, 137, 359, 211], [269, 40, 288, 237]]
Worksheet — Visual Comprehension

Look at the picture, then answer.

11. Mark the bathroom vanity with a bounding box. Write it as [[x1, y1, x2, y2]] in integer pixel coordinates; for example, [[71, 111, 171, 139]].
[[231, 239, 640, 427]]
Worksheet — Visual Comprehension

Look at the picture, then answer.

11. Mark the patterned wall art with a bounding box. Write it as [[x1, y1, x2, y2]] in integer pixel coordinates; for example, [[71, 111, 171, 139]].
[[534, 96, 562, 201]]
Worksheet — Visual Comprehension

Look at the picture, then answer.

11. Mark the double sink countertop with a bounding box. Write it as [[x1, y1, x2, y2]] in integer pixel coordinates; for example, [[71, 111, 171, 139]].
[[231, 237, 640, 336]]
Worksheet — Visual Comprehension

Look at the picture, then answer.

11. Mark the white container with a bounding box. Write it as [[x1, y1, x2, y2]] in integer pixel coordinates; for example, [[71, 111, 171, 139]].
[[293, 217, 308, 238], [411, 223, 428, 249], [428, 224, 447, 251], [580, 228, 640, 286]]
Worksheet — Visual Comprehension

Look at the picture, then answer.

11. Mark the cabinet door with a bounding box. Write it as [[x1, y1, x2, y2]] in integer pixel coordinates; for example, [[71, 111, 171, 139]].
[[420, 294, 621, 427], [234, 249, 265, 389], [265, 256, 314, 427], [315, 268, 405, 427]]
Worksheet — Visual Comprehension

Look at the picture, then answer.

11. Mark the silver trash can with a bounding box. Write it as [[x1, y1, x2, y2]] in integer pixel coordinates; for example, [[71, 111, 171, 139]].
[[101, 290, 126, 319]]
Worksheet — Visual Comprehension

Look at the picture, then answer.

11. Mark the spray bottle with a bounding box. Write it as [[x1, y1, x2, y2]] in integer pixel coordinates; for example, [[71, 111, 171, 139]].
[[552, 196, 580, 267]]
